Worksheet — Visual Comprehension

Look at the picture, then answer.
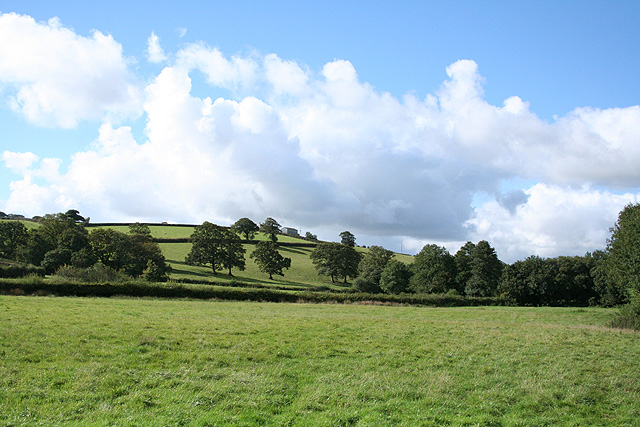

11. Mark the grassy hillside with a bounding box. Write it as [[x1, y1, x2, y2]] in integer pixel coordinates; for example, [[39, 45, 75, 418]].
[[7, 221, 414, 288], [1, 296, 637, 426]]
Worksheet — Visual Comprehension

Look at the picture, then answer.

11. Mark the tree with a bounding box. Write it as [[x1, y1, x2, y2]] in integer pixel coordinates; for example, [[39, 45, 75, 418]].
[[63, 209, 88, 224], [250, 241, 291, 279], [339, 231, 356, 247], [357, 245, 395, 288], [498, 256, 554, 306], [89, 228, 134, 271], [410, 244, 457, 294], [232, 218, 259, 240], [605, 203, 640, 328], [129, 222, 152, 238], [260, 217, 281, 242], [0, 221, 28, 260], [454, 241, 475, 292], [220, 230, 246, 276], [588, 250, 626, 306], [465, 240, 502, 297], [185, 222, 228, 275], [335, 244, 361, 284], [311, 243, 342, 283], [606, 203, 640, 300], [311, 242, 361, 284], [380, 260, 412, 294], [305, 231, 318, 241]]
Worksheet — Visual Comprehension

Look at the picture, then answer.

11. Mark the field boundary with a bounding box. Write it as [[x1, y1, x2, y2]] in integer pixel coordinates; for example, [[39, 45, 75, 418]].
[[0, 279, 506, 306]]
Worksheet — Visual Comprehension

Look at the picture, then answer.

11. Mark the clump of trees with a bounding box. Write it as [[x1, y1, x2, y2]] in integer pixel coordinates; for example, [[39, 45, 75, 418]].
[[0, 212, 171, 281], [187, 218, 292, 280], [186, 222, 245, 275]]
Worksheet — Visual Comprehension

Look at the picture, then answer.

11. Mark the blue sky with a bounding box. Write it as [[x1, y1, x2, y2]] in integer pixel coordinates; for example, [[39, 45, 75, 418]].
[[1, 1, 639, 261]]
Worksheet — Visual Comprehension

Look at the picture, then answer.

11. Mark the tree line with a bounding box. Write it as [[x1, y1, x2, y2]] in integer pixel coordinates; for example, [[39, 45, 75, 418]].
[[307, 205, 640, 315]]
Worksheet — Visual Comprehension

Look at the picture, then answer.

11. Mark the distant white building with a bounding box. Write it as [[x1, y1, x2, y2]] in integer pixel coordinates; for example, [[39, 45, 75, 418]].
[[281, 227, 299, 237]]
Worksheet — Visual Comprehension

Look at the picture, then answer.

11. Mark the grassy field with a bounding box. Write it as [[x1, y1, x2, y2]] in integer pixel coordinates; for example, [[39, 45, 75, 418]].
[[159, 234, 414, 290], [0, 296, 637, 426]]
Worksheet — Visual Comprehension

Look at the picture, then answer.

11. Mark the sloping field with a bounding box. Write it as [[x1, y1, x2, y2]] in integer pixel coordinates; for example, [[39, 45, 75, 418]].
[[1, 297, 637, 426]]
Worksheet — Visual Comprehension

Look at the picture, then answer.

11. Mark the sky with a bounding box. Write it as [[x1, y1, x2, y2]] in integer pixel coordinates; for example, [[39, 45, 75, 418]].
[[1, 0, 639, 263]]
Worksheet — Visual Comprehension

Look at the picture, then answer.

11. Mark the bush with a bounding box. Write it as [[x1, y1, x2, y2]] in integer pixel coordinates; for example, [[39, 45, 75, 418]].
[[0, 261, 45, 278], [54, 263, 128, 283], [352, 277, 381, 293], [610, 297, 640, 330]]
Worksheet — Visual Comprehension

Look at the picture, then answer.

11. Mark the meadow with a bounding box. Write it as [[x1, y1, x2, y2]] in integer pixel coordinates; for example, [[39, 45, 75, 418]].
[[1, 296, 638, 426]]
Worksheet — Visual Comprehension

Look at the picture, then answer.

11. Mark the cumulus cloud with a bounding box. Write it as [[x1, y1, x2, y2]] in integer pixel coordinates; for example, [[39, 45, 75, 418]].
[[146, 31, 167, 63], [0, 12, 141, 127], [466, 184, 639, 262], [2, 30, 640, 262]]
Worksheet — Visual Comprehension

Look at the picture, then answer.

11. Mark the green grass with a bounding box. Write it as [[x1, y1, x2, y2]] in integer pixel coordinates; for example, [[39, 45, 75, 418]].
[[0, 297, 637, 426], [160, 241, 395, 291]]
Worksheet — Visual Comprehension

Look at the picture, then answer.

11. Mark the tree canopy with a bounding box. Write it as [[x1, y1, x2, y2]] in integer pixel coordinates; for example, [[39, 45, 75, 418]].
[[410, 244, 457, 293], [232, 218, 259, 240], [339, 231, 356, 247], [260, 217, 281, 242], [250, 241, 291, 279], [186, 222, 245, 275]]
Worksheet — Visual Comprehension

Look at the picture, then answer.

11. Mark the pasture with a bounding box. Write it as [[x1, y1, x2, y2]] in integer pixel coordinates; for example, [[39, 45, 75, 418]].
[[1, 296, 638, 426]]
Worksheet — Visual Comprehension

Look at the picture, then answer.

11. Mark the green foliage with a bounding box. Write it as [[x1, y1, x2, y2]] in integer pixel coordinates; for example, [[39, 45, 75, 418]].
[[220, 230, 246, 276], [410, 244, 457, 293], [54, 263, 129, 283], [250, 241, 291, 279], [310, 242, 361, 284], [128, 222, 152, 238], [185, 222, 227, 274], [186, 222, 244, 276], [465, 240, 502, 297], [357, 245, 395, 287], [454, 241, 475, 291], [588, 250, 627, 306], [259, 217, 281, 242], [379, 259, 412, 294], [339, 230, 356, 247], [304, 231, 318, 241], [0, 260, 45, 278], [606, 203, 640, 299], [0, 220, 28, 259], [41, 248, 73, 274], [90, 228, 134, 271], [352, 276, 381, 293], [232, 217, 259, 240]]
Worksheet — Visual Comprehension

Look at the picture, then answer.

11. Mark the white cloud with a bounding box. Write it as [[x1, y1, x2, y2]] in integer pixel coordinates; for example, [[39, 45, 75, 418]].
[[146, 31, 167, 63], [2, 32, 640, 262], [0, 12, 141, 128], [466, 184, 639, 262]]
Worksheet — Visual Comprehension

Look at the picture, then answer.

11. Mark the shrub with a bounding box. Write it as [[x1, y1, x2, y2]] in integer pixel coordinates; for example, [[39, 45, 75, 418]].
[[352, 276, 381, 293], [0, 261, 45, 278], [54, 263, 128, 283], [610, 297, 640, 330]]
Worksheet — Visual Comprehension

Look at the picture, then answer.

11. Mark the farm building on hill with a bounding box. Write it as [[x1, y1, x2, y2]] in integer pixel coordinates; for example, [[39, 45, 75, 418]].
[[281, 227, 299, 237]]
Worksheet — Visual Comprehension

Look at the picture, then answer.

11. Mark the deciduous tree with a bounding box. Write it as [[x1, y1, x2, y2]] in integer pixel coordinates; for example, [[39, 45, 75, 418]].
[[410, 244, 457, 294], [380, 260, 412, 294], [185, 222, 228, 275], [260, 217, 281, 242], [250, 241, 291, 279], [232, 218, 259, 240], [339, 230, 356, 247]]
